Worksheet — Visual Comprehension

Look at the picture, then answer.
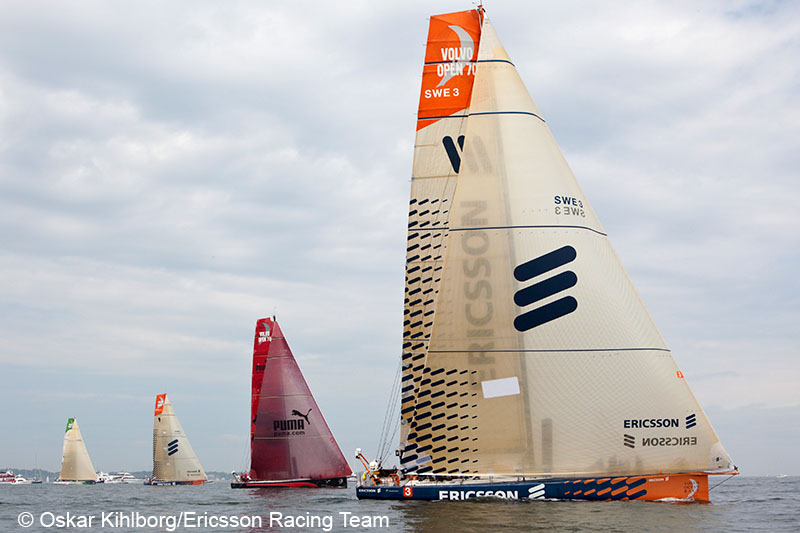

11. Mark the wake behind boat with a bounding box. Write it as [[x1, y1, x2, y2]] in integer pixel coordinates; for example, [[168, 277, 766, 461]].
[[231, 317, 351, 488], [356, 6, 737, 503]]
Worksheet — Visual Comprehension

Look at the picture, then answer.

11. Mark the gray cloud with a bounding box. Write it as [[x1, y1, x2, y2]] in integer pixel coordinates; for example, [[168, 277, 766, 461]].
[[0, 1, 797, 474]]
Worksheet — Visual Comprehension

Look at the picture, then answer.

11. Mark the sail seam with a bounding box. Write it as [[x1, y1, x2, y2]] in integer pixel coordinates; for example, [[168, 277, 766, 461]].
[[449, 224, 607, 236], [469, 111, 545, 122], [428, 347, 671, 353], [417, 111, 545, 123], [418, 114, 468, 121], [253, 394, 313, 398], [406, 225, 608, 235], [253, 435, 338, 440], [424, 60, 478, 65], [476, 59, 515, 66]]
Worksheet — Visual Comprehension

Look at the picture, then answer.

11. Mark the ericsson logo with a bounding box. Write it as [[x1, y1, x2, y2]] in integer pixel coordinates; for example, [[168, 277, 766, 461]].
[[513, 245, 578, 332], [167, 439, 179, 456], [685, 413, 697, 429], [443, 135, 465, 173]]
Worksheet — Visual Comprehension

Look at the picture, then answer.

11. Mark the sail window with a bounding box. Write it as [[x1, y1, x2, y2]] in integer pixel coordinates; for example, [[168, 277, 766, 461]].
[[481, 376, 520, 399]]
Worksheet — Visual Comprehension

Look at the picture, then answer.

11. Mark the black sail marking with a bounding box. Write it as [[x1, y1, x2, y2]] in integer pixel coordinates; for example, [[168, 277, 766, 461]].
[[513, 271, 577, 307], [442, 136, 463, 174], [514, 245, 576, 282], [514, 297, 578, 332]]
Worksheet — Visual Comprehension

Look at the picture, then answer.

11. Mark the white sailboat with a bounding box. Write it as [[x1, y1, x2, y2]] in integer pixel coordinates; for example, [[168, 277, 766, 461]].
[[54, 418, 98, 484], [356, 6, 737, 502], [146, 394, 207, 486]]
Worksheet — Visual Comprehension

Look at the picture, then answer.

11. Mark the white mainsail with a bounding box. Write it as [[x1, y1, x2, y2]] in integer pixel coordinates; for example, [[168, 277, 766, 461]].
[[400, 14, 734, 478], [59, 418, 97, 482], [152, 394, 207, 483], [400, 6, 482, 470]]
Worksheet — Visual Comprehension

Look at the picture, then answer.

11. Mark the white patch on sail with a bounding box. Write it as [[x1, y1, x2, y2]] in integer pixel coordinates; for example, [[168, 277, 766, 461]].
[[481, 377, 520, 399]]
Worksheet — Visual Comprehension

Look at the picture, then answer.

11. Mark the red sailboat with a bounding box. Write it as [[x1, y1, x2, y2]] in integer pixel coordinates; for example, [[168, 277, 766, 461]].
[[231, 317, 352, 488]]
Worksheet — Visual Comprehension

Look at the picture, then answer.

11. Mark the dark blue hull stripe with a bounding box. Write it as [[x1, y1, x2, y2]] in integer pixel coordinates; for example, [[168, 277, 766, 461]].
[[356, 477, 650, 501]]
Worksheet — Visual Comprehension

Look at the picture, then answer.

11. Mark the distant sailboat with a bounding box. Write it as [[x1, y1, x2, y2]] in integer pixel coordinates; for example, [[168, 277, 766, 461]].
[[54, 418, 98, 485], [146, 394, 207, 486], [356, 6, 737, 502], [231, 317, 352, 488]]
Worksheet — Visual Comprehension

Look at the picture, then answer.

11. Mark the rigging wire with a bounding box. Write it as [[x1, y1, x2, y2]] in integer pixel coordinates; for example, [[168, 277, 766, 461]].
[[709, 474, 737, 492], [380, 408, 402, 466], [376, 358, 402, 464], [375, 358, 403, 465], [237, 433, 250, 474]]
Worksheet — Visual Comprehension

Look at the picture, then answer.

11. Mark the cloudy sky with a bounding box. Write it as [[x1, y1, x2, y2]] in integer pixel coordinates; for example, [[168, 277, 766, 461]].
[[1, 0, 797, 477]]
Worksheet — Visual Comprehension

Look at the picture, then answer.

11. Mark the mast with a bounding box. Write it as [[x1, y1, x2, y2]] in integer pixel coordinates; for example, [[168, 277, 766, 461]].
[[400, 6, 484, 475]]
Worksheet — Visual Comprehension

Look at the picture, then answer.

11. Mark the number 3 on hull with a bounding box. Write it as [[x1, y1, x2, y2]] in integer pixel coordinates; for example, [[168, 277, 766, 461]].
[[355, 5, 737, 503]]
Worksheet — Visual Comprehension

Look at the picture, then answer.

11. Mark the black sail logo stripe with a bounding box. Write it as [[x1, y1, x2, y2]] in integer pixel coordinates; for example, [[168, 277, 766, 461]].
[[167, 439, 179, 456], [513, 271, 577, 307], [514, 297, 578, 332], [442, 135, 465, 173], [513, 245, 578, 332], [514, 245, 577, 282]]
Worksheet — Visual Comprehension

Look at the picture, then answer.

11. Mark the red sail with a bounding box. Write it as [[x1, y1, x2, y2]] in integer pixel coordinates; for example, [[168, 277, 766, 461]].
[[249, 318, 352, 481]]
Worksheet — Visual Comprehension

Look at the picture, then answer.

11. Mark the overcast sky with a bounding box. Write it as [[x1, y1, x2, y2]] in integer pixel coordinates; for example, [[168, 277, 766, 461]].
[[1, 0, 797, 478]]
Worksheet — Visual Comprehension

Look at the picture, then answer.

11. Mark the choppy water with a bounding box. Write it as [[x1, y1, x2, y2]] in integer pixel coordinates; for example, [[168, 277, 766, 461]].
[[1, 476, 797, 532]]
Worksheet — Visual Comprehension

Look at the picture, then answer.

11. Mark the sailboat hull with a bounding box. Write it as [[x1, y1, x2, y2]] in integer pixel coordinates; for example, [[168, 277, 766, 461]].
[[231, 477, 347, 489], [356, 473, 710, 502], [144, 479, 206, 487], [144, 480, 205, 486]]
